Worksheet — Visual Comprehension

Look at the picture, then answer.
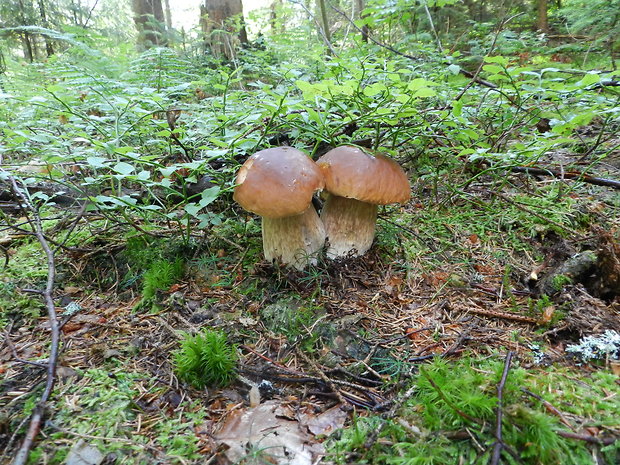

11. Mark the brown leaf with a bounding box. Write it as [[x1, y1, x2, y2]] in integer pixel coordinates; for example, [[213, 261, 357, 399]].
[[215, 401, 324, 465]]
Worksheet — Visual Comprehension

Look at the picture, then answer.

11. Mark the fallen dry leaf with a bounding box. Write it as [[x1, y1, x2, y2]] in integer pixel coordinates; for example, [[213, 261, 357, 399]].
[[215, 400, 324, 465], [301, 404, 348, 436]]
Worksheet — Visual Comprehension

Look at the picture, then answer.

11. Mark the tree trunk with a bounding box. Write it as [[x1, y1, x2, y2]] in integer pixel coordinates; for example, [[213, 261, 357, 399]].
[[355, 0, 368, 43], [537, 0, 549, 32], [132, 0, 167, 49], [21, 32, 34, 62], [200, 0, 248, 60], [37, 0, 55, 57], [163, 0, 172, 31], [270, 0, 283, 33], [316, 0, 332, 54]]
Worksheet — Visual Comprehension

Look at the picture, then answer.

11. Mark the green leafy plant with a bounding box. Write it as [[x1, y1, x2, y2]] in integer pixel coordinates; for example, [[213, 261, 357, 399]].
[[173, 329, 238, 389]]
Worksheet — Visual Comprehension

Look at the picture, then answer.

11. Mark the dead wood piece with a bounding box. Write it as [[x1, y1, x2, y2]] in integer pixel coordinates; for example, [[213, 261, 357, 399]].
[[556, 430, 618, 446]]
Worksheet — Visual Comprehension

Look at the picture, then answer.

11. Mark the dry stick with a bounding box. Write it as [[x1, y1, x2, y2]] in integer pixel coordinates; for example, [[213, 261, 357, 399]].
[[331, 4, 503, 96], [556, 430, 618, 446], [330, 5, 420, 61], [490, 351, 514, 465], [296, 349, 348, 405], [290, 0, 338, 57], [521, 388, 575, 430], [509, 165, 620, 190], [422, 2, 443, 53], [7, 175, 60, 465]]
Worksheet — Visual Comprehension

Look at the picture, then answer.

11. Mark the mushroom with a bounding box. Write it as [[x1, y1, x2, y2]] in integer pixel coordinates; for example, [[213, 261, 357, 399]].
[[316, 145, 410, 258], [233, 147, 326, 270]]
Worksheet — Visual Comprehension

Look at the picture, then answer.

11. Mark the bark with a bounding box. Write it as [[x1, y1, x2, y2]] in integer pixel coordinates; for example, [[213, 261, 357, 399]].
[[163, 0, 172, 30], [270, 0, 283, 33], [200, 0, 248, 60], [21, 32, 34, 62], [537, 0, 549, 32], [132, 0, 167, 49]]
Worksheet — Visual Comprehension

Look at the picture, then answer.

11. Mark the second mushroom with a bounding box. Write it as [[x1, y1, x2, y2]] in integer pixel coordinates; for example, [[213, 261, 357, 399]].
[[316, 145, 411, 258], [233, 147, 326, 270]]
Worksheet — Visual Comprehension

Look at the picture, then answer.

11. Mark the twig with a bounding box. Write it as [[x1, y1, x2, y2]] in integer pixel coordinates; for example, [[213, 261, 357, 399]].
[[422, 2, 443, 53], [466, 306, 538, 325], [289, 0, 338, 56], [296, 348, 347, 405], [509, 165, 620, 190], [556, 430, 618, 446], [453, 14, 523, 103], [490, 351, 514, 465], [329, 5, 420, 61], [6, 175, 60, 465], [521, 388, 575, 430]]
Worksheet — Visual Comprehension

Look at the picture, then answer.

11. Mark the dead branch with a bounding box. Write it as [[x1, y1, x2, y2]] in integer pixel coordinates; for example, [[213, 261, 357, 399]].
[[521, 388, 575, 430], [490, 351, 514, 465], [556, 430, 618, 446], [6, 174, 60, 465], [509, 165, 620, 190]]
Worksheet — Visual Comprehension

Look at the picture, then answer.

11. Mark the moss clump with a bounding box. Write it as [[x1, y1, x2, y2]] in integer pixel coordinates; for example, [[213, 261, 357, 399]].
[[173, 329, 237, 389], [329, 356, 611, 464]]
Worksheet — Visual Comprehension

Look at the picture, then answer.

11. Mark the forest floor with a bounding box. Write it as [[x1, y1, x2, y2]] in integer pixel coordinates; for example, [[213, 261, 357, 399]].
[[1, 132, 620, 464]]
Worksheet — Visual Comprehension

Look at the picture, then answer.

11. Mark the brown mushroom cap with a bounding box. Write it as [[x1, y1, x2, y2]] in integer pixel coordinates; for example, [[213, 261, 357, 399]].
[[233, 147, 325, 219], [316, 146, 410, 204]]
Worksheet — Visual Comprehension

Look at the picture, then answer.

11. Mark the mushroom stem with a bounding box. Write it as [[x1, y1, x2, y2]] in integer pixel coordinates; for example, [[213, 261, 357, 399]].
[[262, 205, 326, 270], [320, 195, 377, 258]]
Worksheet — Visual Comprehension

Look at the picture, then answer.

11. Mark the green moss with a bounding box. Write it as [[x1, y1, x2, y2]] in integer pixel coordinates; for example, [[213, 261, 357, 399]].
[[328, 356, 614, 464], [28, 368, 201, 464], [551, 273, 573, 291], [173, 329, 238, 389]]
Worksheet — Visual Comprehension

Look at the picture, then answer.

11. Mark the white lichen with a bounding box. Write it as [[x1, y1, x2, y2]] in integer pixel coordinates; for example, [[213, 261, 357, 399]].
[[565, 330, 620, 362]]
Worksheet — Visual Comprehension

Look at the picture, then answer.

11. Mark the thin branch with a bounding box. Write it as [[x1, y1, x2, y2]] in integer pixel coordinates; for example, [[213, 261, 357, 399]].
[[509, 165, 620, 190], [490, 351, 514, 465], [329, 5, 420, 61], [364, 383, 418, 449], [422, 2, 443, 53], [5, 174, 60, 465]]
